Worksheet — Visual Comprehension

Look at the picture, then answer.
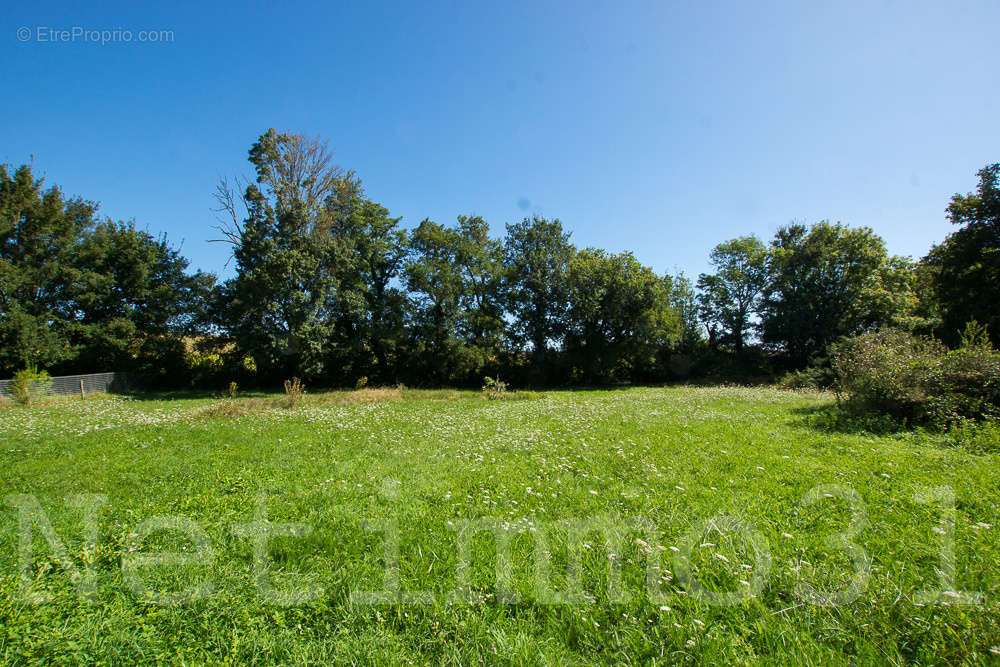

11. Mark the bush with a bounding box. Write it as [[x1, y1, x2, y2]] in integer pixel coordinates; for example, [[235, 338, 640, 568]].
[[945, 420, 1000, 453], [776, 362, 834, 391], [481, 376, 509, 400], [831, 324, 1000, 426], [928, 323, 1000, 423], [10, 363, 52, 406], [831, 329, 942, 422]]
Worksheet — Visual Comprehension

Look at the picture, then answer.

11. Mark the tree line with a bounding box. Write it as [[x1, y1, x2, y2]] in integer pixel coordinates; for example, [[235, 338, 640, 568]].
[[2, 129, 997, 388]]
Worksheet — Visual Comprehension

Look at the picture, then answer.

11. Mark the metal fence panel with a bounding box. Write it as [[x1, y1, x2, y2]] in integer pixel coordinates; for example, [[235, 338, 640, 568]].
[[0, 372, 147, 398]]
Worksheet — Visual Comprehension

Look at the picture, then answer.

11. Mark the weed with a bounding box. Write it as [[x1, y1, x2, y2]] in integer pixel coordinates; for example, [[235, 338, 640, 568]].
[[283, 377, 306, 409], [11, 363, 52, 406], [481, 376, 509, 399]]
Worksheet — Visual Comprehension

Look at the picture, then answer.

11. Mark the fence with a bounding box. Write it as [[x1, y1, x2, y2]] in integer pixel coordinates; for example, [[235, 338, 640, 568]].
[[0, 372, 148, 398]]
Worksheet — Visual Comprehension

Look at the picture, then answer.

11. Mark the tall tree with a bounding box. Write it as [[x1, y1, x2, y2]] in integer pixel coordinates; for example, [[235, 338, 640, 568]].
[[696, 235, 769, 354], [454, 215, 505, 358], [70, 220, 215, 373], [503, 216, 575, 359], [334, 199, 409, 382], [924, 163, 1000, 344], [404, 219, 470, 383], [1, 164, 214, 378], [215, 129, 361, 379], [565, 249, 681, 383], [663, 272, 703, 351], [73, 220, 214, 333], [0, 164, 95, 372], [760, 221, 895, 365]]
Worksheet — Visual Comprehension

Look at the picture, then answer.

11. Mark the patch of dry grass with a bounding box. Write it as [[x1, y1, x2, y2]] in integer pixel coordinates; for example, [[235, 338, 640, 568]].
[[199, 397, 278, 418], [307, 386, 405, 406], [199, 386, 435, 418], [197, 385, 540, 419]]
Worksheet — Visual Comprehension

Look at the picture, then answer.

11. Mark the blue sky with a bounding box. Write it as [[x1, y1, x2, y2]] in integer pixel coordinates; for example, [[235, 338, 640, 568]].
[[2, 0, 998, 280]]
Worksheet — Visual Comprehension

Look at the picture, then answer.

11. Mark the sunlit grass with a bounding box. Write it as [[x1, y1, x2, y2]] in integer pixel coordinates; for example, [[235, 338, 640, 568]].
[[1, 386, 999, 663]]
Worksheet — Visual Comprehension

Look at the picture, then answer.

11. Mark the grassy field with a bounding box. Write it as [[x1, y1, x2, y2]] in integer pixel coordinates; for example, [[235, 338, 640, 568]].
[[1, 385, 999, 664]]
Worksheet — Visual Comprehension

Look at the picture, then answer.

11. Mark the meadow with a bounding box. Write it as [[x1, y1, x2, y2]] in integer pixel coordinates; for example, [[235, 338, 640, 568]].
[[1, 385, 999, 665]]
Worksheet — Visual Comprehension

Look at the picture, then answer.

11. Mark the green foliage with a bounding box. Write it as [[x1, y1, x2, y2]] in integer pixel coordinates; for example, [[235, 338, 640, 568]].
[[404, 219, 473, 384], [925, 163, 1000, 344], [454, 215, 505, 360], [73, 220, 214, 333], [6, 146, 997, 394], [218, 129, 362, 381], [832, 329, 946, 422], [328, 199, 409, 383], [0, 163, 214, 378], [662, 272, 703, 351], [480, 375, 508, 399], [945, 420, 1000, 453], [503, 216, 575, 361], [761, 221, 901, 366], [831, 325, 1000, 425], [697, 235, 769, 354], [226, 381, 239, 399], [10, 362, 52, 405], [0, 164, 96, 371], [929, 322, 1000, 423], [776, 363, 834, 391], [564, 249, 681, 383]]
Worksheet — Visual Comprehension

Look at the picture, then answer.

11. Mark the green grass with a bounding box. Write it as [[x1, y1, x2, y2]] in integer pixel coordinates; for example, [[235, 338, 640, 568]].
[[1, 386, 999, 664]]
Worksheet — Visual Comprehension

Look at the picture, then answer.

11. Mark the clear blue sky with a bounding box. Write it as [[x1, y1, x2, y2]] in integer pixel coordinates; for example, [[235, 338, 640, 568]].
[[2, 0, 998, 280]]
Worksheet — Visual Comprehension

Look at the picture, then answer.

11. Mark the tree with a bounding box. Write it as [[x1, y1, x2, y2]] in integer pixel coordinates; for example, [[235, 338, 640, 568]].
[[924, 163, 1000, 344], [332, 199, 409, 383], [862, 255, 936, 335], [454, 215, 505, 358], [70, 220, 214, 373], [696, 236, 769, 355], [663, 272, 702, 351], [760, 221, 896, 365], [0, 164, 212, 379], [503, 216, 575, 360], [565, 249, 681, 383], [404, 219, 470, 383], [73, 220, 213, 332], [0, 164, 95, 372], [215, 129, 362, 380]]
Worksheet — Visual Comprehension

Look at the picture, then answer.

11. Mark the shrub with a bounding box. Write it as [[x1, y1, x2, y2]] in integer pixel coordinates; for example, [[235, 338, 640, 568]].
[[481, 376, 509, 400], [10, 363, 52, 406], [226, 381, 239, 399], [776, 363, 834, 391], [355, 376, 369, 390], [927, 323, 1000, 423], [283, 377, 306, 409], [831, 329, 942, 422], [831, 324, 1000, 425], [945, 420, 1000, 453]]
